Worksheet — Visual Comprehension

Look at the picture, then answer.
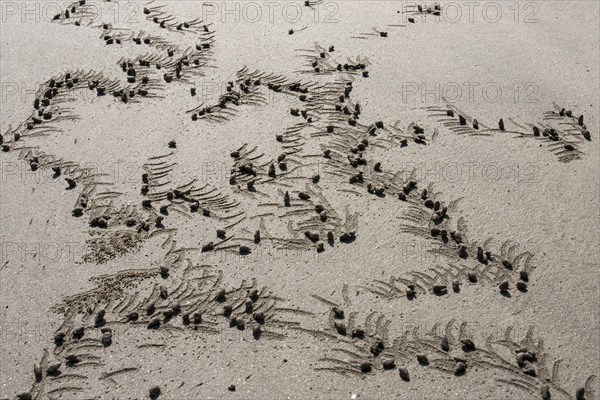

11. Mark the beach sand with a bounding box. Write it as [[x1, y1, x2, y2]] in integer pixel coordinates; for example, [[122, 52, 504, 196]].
[[0, 1, 598, 399]]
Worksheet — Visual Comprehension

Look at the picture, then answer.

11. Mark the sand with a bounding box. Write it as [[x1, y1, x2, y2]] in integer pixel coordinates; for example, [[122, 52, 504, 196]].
[[0, 1, 598, 399]]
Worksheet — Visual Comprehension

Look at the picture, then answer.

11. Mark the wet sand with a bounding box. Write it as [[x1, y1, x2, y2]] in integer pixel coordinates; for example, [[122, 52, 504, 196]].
[[0, 1, 598, 399]]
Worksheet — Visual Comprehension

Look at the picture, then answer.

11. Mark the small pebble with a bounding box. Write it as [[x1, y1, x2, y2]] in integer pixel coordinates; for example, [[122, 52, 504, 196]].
[[149, 385, 161, 398], [461, 339, 476, 351], [351, 328, 365, 339], [193, 313, 202, 324], [383, 359, 396, 370], [451, 280, 460, 292], [127, 312, 139, 321], [520, 271, 529, 282], [467, 272, 477, 283], [54, 331, 65, 345], [332, 307, 344, 319], [454, 361, 467, 375], [239, 245, 251, 255], [252, 323, 262, 337], [399, 367, 410, 381], [441, 336, 450, 351], [47, 362, 61, 374], [101, 332, 112, 346], [432, 284, 447, 294], [73, 326, 84, 339], [147, 318, 160, 329], [334, 321, 347, 335], [540, 384, 551, 400], [360, 361, 372, 373]]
